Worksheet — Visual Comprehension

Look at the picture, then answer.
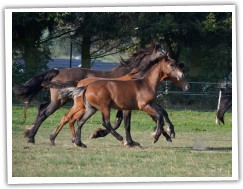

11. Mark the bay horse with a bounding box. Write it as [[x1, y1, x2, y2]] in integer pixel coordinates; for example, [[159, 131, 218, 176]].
[[216, 86, 232, 124], [44, 59, 187, 146], [13, 43, 164, 144], [58, 54, 189, 148]]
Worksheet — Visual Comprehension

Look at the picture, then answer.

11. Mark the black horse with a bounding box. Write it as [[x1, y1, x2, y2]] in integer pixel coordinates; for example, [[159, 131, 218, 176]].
[[216, 86, 232, 124]]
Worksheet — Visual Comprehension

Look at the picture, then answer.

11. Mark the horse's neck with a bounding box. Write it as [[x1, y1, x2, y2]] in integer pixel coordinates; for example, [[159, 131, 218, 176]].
[[143, 63, 164, 92]]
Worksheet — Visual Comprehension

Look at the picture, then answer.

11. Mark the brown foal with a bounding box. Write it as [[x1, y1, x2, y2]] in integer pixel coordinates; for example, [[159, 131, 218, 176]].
[[63, 55, 189, 147]]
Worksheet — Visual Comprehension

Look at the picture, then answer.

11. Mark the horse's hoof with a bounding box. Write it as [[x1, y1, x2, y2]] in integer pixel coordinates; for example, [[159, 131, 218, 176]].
[[166, 137, 172, 142], [90, 128, 109, 139], [26, 135, 35, 144], [152, 132, 161, 143], [120, 140, 127, 145], [90, 128, 103, 139], [50, 139, 55, 146], [170, 132, 176, 139], [153, 135, 160, 143], [50, 134, 56, 145], [80, 143, 87, 148], [24, 130, 30, 138], [75, 142, 87, 148], [27, 140, 35, 145], [125, 141, 142, 148], [24, 125, 34, 137], [71, 138, 75, 143], [153, 138, 159, 144]]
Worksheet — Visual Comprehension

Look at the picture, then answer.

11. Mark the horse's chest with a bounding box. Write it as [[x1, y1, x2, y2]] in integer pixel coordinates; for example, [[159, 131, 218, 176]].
[[136, 90, 155, 109]]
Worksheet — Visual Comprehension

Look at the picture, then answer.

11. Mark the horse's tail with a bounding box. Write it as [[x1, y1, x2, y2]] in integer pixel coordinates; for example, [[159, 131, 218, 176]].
[[13, 69, 59, 125], [58, 86, 86, 101], [13, 69, 59, 103], [216, 91, 232, 124]]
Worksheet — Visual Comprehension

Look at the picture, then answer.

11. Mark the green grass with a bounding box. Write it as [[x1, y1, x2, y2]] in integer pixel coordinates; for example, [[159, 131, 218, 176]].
[[12, 106, 232, 177]]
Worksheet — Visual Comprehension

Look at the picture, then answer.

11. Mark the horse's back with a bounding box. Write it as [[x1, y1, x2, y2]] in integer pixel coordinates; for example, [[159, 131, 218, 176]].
[[52, 68, 89, 82]]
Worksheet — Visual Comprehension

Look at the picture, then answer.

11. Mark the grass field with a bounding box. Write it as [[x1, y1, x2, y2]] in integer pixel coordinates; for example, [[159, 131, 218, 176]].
[[12, 105, 232, 177]]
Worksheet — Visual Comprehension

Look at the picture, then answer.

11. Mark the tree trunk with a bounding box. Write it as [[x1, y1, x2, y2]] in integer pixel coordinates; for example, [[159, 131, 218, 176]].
[[81, 33, 91, 68], [23, 25, 37, 77]]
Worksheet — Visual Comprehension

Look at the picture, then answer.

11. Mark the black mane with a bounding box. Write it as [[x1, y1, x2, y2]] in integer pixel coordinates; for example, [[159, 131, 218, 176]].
[[128, 49, 167, 78], [120, 43, 162, 70]]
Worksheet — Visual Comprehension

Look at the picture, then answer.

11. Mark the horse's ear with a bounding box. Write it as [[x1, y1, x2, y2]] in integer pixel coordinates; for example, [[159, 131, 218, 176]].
[[166, 52, 170, 57], [152, 41, 156, 49], [152, 42, 161, 51], [179, 63, 184, 69]]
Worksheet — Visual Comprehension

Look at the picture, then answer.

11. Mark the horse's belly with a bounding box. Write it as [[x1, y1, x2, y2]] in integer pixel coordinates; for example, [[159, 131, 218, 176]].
[[110, 97, 139, 110]]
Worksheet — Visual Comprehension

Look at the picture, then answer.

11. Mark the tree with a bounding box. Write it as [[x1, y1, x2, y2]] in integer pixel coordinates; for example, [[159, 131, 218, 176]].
[[134, 12, 232, 81], [12, 12, 232, 82], [70, 12, 136, 68], [12, 12, 70, 79]]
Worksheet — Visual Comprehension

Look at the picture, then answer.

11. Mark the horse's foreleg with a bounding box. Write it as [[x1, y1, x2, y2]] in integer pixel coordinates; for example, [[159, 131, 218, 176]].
[[69, 120, 76, 143], [152, 104, 176, 138], [25, 101, 61, 144], [50, 115, 69, 145], [160, 108, 175, 138], [74, 106, 96, 148], [69, 108, 86, 143], [142, 104, 171, 143], [49, 105, 82, 145]]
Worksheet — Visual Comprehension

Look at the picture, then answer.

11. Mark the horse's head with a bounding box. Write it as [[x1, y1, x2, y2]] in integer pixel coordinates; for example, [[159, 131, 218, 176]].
[[161, 54, 190, 91]]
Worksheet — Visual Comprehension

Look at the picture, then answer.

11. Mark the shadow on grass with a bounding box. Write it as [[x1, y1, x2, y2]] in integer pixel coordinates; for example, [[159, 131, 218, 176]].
[[206, 147, 232, 151], [166, 146, 232, 152]]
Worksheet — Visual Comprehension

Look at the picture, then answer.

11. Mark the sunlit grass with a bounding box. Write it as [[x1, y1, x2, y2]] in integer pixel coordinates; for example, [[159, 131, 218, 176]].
[[12, 106, 232, 177]]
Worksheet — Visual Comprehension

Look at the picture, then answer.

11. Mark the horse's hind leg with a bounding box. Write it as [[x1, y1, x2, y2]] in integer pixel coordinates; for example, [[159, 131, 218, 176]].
[[123, 110, 141, 147], [91, 110, 123, 139], [24, 101, 49, 137], [101, 108, 124, 143], [25, 100, 62, 144]]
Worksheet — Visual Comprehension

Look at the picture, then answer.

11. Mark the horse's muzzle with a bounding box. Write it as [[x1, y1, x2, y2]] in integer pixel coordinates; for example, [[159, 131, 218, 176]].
[[183, 84, 190, 91]]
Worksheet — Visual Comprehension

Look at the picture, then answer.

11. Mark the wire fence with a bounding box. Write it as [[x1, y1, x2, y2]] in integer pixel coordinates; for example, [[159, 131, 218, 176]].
[[156, 81, 228, 110], [12, 79, 230, 111]]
